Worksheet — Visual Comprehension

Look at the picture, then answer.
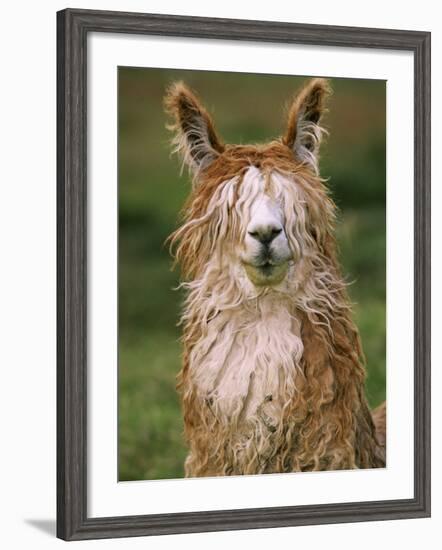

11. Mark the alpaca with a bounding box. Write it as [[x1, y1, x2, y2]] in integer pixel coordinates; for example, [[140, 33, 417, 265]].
[[164, 78, 386, 477]]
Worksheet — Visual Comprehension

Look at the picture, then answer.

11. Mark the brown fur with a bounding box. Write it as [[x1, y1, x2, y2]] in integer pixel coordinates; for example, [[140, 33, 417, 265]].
[[165, 79, 386, 477]]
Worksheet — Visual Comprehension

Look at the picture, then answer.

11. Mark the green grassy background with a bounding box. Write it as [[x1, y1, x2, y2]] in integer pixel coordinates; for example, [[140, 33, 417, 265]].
[[118, 68, 386, 481]]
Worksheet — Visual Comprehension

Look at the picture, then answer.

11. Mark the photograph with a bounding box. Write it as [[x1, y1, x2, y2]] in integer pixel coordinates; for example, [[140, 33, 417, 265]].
[[54, 6, 431, 542], [0, 0, 435, 544], [118, 68, 387, 481]]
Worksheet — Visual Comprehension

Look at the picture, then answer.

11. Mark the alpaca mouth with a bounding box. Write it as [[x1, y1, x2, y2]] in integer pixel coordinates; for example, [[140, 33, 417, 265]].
[[242, 260, 289, 286], [256, 261, 276, 274]]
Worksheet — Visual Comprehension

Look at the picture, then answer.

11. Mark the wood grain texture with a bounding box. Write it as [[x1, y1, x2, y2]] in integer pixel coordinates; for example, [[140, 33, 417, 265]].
[[56, 8, 431, 541]]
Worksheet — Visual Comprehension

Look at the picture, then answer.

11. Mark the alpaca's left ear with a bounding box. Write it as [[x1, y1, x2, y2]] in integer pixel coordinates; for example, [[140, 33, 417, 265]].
[[164, 81, 224, 178], [283, 78, 331, 173]]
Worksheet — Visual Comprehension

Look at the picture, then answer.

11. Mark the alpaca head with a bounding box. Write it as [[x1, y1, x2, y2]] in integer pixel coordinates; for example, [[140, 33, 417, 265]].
[[165, 78, 336, 292]]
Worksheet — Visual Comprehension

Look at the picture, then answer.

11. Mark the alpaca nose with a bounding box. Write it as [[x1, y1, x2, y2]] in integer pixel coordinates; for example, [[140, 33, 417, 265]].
[[248, 225, 282, 245]]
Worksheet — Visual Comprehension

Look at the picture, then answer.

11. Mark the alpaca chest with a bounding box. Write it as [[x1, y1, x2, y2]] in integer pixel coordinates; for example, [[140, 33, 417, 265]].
[[188, 301, 303, 425]]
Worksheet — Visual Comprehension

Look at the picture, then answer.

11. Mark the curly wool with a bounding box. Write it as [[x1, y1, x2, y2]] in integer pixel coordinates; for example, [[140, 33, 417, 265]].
[[169, 150, 385, 477], [165, 79, 385, 477]]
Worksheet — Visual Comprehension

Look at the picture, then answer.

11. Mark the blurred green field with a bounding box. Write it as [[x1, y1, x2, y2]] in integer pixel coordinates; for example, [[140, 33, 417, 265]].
[[118, 68, 386, 481]]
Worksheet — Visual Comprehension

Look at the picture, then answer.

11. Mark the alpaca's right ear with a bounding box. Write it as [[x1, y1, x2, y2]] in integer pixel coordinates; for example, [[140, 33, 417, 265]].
[[164, 82, 224, 177]]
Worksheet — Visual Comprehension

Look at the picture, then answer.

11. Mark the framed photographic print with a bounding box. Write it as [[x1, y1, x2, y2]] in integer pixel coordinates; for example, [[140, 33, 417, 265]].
[[57, 8, 431, 541]]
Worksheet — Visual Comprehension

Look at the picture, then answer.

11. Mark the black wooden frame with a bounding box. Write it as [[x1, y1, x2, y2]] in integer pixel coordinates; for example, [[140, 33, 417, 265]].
[[57, 8, 431, 541]]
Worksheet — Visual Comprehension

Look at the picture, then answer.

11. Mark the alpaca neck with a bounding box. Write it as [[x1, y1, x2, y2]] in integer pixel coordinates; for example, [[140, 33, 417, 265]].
[[185, 286, 303, 425]]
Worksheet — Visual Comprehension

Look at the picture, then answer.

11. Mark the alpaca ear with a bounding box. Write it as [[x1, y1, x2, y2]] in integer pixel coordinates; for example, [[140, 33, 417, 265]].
[[164, 81, 224, 176], [283, 78, 331, 173]]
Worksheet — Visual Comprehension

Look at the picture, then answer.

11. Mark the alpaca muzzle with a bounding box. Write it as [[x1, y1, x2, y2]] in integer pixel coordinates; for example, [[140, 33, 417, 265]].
[[243, 259, 289, 286]]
